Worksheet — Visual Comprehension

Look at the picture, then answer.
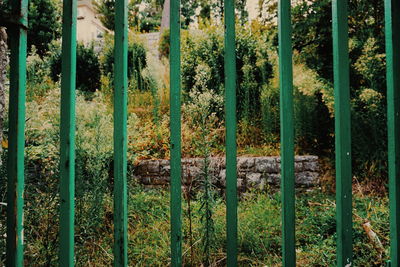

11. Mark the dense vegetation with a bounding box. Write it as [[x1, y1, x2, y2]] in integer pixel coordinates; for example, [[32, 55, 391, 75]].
[[49, 43, 101, 93], [0, 0, 393, 265], [0, 0, 61, 57], [0, 178, 390, 265], [94, 0, 164, 32], [292, 0, 387, 179]]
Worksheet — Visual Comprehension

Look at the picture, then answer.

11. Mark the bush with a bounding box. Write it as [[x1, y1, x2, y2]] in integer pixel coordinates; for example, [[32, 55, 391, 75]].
[[26, 47, 58, 100], [158, 29, 170, 59], [28, 0, 62, 57], [292, 0, 388, 179], [181, 25, 273, 122], [16, 88, 141, 264], [260, 60, 334, 154], [101, 34, 148, 91], [139, 16, 161, 33], [49, 42, 101, 93]]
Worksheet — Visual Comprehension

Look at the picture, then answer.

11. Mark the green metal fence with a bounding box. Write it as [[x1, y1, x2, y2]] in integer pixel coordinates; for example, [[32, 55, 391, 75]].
[[1, 0, 400, 266]]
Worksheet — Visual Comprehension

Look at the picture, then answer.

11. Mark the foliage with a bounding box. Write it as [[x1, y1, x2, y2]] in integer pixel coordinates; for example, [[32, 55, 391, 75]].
[[158, 28, 170, 59], [260, 58, 334, 154], [26, 47, 58, 101], [94, 0, 163, 32], [257, 0, 278, 25], [3, 88, 141, 264], [182, 86, 223, 264], [93, 0, 116, 31], [0, 176, 391, 266], [138, 15, 161, 33], [181, 0, 199, 28], [28, 0, 61, 57], [181, 25, 273, 122], [236, 0, 248, 25], [182, 81, 224, 156], [0, 0, 61, 57], [101, 34, 149, 91], [180, 0, 249, 27], [292, 0, 387, 178], [49, 42, 101, 93]]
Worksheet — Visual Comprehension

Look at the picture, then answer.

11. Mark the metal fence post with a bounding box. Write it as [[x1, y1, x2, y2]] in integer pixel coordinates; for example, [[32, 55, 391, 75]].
[[6, 0, 28, 265], [59, 0, 77, 265], [170, 0, 182, 263], [113, 0, 129, 264], [385, 0, 400, 265], [278, 0, 295, 265], [332, 0, 352, 266], [224, 0, 238, 265]]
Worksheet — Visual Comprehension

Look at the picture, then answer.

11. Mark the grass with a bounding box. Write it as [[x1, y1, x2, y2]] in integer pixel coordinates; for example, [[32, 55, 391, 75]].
[[0, 181, 390, 266]]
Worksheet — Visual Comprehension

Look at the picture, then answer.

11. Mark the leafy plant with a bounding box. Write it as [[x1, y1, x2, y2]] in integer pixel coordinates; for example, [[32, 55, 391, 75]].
[[28, 0, 61, 57], [182, 84, 223, 265], [158, 29, 170, 59], [49, 42, 101, 93], [101, 34, 149, 91], [292, 0, 388, 179], [94, 0, 163, 32], [181, 25, 273, 122], [26, 47, 58, 101]]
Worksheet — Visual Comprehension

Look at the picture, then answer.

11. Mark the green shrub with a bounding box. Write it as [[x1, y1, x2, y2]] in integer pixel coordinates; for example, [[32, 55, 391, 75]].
[[18, 88, 140, 264], [292, 0, 388, 179], [181, 25, 273, 121], [101, 35, 148, 91], [260, 61, 333, 154], [158, 29, 170, 59], [28, 0, 62, 57], [350, 38, 387, 178], [139, 16, 161, 33], [26, 48, 58, 101], [294, 89, 333, 154], [49, 42, 101, 93], [260, 84, 280, 140]]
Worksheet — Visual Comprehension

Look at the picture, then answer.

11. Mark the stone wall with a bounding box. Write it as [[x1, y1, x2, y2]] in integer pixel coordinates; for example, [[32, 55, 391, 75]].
[[133, 156, 319, 191]]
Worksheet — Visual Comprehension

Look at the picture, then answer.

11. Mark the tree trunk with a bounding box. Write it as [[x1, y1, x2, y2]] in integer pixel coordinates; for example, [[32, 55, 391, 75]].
[[0, 27, 8, 165]]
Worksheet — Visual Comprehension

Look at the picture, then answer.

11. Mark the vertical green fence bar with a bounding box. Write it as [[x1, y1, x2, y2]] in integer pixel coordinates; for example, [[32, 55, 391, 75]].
[[224, 0, 237, 265], [278, 0, 295, 265], [385, 0, 400, 265], [170, 0, 182, 263], [59, 0, 77, 265], [332, 0, 352, 266], [113, 0, 128, 264], [6, 0, 28, 265]]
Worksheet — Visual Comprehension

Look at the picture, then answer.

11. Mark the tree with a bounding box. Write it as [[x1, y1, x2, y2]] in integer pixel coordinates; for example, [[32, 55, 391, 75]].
[[292, 0, 384, 85], [257, 0, 277, 26], [0, 0, 61, 57], [50, 43, 101, 93], [28, 0, 61, 57], [93, 0, 115, 31], [181, 0, 198, 28], [94, 0, 164, 32], [291, 0, 387, 178], [236, 0, 248, 25], [102, 39, 148, 91]]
